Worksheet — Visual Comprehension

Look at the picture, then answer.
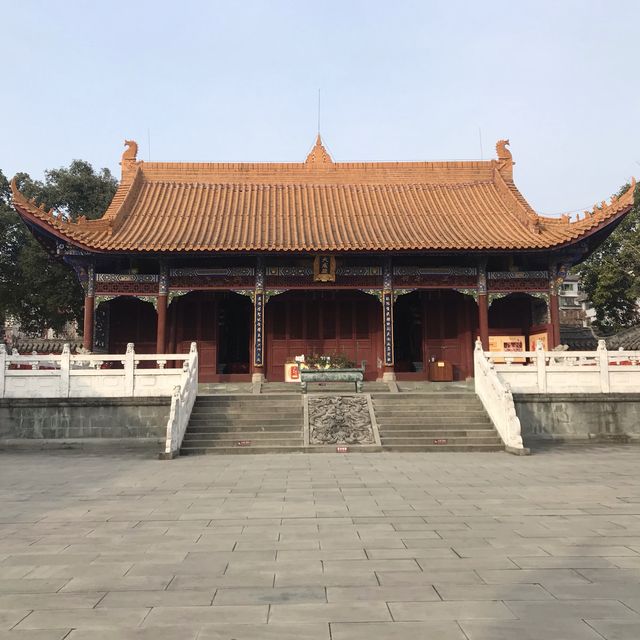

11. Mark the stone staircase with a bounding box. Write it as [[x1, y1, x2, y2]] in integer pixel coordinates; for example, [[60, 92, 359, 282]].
[[180, 386, 504, 455], [373, 391, 504, 452], [180, 395, 304, 455]]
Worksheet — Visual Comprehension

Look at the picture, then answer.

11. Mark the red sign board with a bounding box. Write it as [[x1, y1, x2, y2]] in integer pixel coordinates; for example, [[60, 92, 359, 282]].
[[236, 440, 252, 446], [336, 446, 349, 453], [433, 439, 448, 445]]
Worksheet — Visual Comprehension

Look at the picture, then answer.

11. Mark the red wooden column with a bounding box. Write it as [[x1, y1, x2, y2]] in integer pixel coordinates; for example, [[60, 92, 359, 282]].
[[478, 294, 489, 350], [382, 258, 395, 381], [477, 262, 489, 350], [252, 257, 266, 383], [156, 264, 168, 353], [82, 264, 95, 352]]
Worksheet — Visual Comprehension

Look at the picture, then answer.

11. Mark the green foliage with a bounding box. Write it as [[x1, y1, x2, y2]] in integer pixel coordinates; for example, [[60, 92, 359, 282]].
[[577, 181, 640, 333], [301, 353, 357, 369], [0, 162, 117, 338]]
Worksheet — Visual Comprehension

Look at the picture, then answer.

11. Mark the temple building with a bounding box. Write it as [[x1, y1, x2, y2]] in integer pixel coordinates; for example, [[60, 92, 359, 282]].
[[11, 137, 635, 383]]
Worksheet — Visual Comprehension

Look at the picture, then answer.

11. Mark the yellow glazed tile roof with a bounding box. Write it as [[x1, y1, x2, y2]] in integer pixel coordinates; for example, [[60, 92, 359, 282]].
[[12, 137, 636, 253]]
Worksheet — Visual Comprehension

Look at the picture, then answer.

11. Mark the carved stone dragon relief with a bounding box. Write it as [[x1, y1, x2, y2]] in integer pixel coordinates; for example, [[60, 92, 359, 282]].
[[308, 395, 374, 445]]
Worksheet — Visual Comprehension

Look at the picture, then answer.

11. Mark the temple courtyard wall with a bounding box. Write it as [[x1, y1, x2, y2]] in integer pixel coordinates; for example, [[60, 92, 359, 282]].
[[514, 394, 640, 443], [0, 398, 169, 450]]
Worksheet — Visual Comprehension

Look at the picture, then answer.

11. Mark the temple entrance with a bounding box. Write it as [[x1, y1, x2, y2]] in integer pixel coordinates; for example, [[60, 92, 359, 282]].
[[394, 291, 424, 375], [265, 290, 382, 382], [168, 291, 251, 382], [216, 293, 251, 376], [105, 297, 157, 356], [393, 290, 476, 380]]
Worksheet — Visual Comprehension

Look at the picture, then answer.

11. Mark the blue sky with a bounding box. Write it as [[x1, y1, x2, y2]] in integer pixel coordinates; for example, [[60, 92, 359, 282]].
[[1, 0, 638, 214]]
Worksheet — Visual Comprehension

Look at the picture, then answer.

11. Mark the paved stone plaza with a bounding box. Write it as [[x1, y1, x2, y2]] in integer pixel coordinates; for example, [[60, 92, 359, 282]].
[[1, 448, 640, 639]]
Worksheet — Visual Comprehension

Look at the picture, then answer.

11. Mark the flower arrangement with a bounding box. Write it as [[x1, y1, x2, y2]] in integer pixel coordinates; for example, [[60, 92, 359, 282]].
[[294, 353, 357, 370]]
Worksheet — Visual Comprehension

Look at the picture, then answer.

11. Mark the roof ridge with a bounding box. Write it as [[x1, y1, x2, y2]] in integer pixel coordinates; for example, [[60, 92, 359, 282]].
[[491, 168, 542, 234], [108, 167, 145, 235], [537, 177, 636, 228], [137, 159, 497, 170]]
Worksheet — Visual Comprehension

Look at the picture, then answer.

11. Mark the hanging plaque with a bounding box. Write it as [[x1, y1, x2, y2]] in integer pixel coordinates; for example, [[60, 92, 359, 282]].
[[313, 255, 336, 282]]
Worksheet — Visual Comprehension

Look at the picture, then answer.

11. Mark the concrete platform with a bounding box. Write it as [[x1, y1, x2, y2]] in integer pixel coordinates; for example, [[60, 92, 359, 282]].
[[0, 447, 639, 638]]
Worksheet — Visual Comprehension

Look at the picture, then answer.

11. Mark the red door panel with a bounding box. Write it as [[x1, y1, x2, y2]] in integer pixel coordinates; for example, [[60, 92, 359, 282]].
[[266, 291, 381, 382]]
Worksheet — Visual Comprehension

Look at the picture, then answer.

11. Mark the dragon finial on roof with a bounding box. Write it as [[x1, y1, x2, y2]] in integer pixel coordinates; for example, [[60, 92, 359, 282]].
[[496, 139, 512, 162], [495, 139, 514, 180], [120, 139, 139, 175]]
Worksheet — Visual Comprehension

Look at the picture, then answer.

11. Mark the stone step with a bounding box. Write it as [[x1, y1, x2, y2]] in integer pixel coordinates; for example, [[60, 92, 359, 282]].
[[381, 435, 502, 445], [373, 412, 486, 420], [191, 403, 302, 411], [373, 388, 500, 453], [374, 393, 477, 400], [181, 445, 310, 455], [373, 399, 481, 406], [380, 444, 504, 452], [191, 407, 302, 420], [189, 416, 302, 429], [182, 437, 303, 447], [196, 393, 300, 406], [376, 428, 498, 437], [197, 384, 254, 393], [191, 408, 301, 415], [376, 419, 492, 427], [374, 400, 485, 407], [184, 428, 302, 438], [377, 412, 490, 419], [192, 406, 301, 412]]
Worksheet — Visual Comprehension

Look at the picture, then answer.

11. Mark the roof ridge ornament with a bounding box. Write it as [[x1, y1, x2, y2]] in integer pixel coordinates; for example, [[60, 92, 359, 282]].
[[496, 139, 514, 180], [120, 139, 139, 175], [577, 176, 637, 224], [305, 134, 333, 165]]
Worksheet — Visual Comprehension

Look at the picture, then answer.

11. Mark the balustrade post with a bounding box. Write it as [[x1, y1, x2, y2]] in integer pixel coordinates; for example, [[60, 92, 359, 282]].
[[535, 339, 547, 393], [60, 343, 71, 398], [124, 343, 135, 396], [0, 344, 6, 399], [597, 339, 610, 393]]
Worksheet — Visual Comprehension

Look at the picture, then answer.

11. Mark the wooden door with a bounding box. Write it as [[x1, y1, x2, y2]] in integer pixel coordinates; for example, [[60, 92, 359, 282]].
[[107, 297, 157, 362], [266, 291, 381, 382], [176, 294, 217, 382], [423, 290, 473, 380]]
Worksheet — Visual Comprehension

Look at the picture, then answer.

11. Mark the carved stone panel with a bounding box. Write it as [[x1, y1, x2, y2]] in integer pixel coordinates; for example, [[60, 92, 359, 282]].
[[309, 396, 374, 445]]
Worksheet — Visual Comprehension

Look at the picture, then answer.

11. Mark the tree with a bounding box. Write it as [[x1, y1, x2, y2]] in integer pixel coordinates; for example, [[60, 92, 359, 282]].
[[0, 162, 117, 338], [577, 181, 640, 333]]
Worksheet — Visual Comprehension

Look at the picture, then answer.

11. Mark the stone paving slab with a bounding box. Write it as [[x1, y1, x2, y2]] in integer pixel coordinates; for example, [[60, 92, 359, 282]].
[[330, 621, 467, 639], [2, 447, 640, 638]]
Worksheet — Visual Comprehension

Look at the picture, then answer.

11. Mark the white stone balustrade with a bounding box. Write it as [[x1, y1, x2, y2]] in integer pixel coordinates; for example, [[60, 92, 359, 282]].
[[473, 339, 525, 452], [473, 338, 640, 453], [481, 339, 640, 394], [163, 342, 199, 458], [0, 343, 194, 399]]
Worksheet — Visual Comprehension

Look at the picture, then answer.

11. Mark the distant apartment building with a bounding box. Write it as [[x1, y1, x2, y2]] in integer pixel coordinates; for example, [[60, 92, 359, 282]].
[[559, 274, 588, 326]]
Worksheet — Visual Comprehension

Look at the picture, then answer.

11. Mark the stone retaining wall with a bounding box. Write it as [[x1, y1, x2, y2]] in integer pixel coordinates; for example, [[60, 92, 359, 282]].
[[0, 397, 170, 450], [514, 393, 640, 443]]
